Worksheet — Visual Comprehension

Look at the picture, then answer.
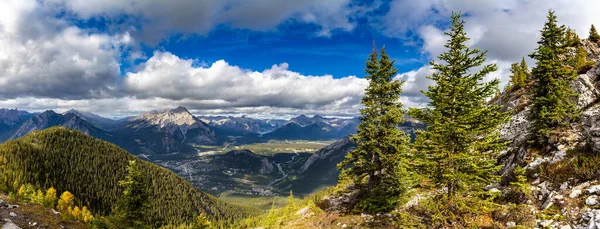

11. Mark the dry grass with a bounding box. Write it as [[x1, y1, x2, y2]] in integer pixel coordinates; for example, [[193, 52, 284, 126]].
[[0, 195, 89, 229]]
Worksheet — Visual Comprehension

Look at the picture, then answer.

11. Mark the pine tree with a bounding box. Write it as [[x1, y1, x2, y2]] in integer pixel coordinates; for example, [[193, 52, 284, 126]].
[[529, 10, 579, 145], [410, 12, 508, 200], [338, 46, 412, 213], [565, 28, 581, 47], [509, 57, 530, 89], [590, 24, 600, 42], [520, 57, 529, 80], [509, 63, 523, 89], [114, 160, 150, 228], [572, 45, 595, 73]]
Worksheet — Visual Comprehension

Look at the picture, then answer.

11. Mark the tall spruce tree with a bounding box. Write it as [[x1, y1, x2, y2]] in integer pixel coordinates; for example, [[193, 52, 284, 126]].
[[509, 57, 530, 89], [338, 46, 412, 213], [590, 24, 600, 42], [113, 160, 150, 228], [529, 10, 579, 145], [565, 28, 581, 47], [520, 57, 530, 82], [410, 12, 508, 199]]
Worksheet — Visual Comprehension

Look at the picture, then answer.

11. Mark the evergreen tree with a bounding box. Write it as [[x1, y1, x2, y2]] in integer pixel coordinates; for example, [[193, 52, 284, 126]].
[[520, 57, 530, 79], [529, 10, 579, 145], [114, 160, 150, 228], [572, 45, 595, 73], [565, 28, 581, 47], [509, 57, 530, 89], [509, 63, 524, 89], [410, 12, 508, 199], [338, 46, 412, 213], [590, 24, 600, 42]]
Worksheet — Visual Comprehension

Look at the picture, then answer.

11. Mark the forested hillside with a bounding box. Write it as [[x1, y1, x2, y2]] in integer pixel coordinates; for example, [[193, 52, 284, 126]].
[[0, 127, 254, 227]]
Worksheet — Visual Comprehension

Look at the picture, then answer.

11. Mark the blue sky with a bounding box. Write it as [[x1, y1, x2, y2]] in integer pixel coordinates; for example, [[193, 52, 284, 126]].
[[0, 0, 599, 118], [71, 1, 429, 79]]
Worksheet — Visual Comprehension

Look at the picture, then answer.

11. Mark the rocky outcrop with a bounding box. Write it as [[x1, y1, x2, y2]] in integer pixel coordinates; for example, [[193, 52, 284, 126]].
[[582, 104, 600, 153], [498, 40, 600, 176], [495, 39, 600, 229]]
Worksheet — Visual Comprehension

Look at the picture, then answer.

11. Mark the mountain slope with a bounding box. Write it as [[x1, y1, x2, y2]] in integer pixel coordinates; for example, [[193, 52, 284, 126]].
[[0, 127, 253, 226], [275, 137, 357, 194], [7, 110, 112, 141], [113, 107, 217, 155], [199, 115, 285, 134], [64, 109, 126, 130], [276, 118, 426, 194], [264, 115, 360, 140], [0, 108, 33, 141]]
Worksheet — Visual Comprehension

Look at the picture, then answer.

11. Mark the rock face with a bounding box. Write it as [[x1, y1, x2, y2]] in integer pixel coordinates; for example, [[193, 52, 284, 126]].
[[498, 40, 600, 176], [495, 40, 600, 229], [115, 107, 217, 154]]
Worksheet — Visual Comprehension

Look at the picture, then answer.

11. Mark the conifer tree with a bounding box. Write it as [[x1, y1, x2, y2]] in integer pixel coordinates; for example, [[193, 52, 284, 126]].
[[509, 63, 524, 88], [590, 24, 600, 42], [529, 10, 579, 145], [572, 45, 595, 73], [410, 12, 508, 199], [114, 160, 150, 228], [509, 57, 530, 89], [520, 57, 529, 78], [565, 28, 581, 47], [338, 46, 412, 213]]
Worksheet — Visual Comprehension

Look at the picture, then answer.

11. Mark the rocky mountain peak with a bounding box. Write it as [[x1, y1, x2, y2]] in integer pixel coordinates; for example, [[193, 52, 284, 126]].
[[134, 106, 205, 129], [171, 106, 190, 114]]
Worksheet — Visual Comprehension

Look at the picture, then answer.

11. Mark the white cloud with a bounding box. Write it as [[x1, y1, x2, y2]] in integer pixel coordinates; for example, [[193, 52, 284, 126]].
[[124, 51, 368, 112], [2, 0, 600, 118], [0, 0, 128, 99], [57, 0, 375, 43], [380, 0, 600, 108]]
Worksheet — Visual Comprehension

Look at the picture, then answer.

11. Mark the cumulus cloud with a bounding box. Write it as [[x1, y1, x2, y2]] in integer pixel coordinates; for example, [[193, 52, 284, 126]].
[[0, 0, 128, 100], [383, 0, 600, 62], [1, 0, 599, 118], [379, 0, 600, 106], [124, 51, 368, 111], [57, 0, 377, 43]]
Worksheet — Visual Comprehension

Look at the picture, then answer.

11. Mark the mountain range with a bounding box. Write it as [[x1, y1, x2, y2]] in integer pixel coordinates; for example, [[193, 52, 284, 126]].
[[0, 108, 34, 141], [0, 107, 375, 155]]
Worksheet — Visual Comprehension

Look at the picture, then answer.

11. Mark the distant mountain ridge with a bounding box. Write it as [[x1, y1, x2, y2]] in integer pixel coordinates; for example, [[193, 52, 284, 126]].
[[0, 107, 413, 154], [0, 108, 34, 141], [199, 115, 286, 134], [64, 109, 127, 130], [8, 110, 111, 141], [264, 115, 361, 140], [0, 108, 33, 126]]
